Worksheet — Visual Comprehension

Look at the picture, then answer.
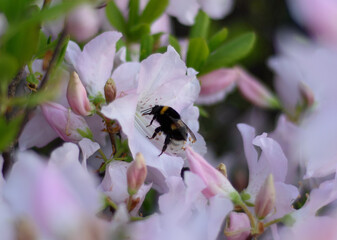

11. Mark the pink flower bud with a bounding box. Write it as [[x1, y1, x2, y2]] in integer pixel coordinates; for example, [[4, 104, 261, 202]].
[[236, 67, 280, 109], [41, 102, 92, 142], [186, 146, 238, 200], [127, 153, 147, 196], [225, 212, 251, 240], [66, 4, 99, 42], [254, 174, 276, 219], [67, 71, 92, 116], [197, 68, 238, 105], [104, 78, 117, 104]]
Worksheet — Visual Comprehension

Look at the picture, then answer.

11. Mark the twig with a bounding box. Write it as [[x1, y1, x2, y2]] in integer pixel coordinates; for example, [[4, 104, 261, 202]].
[[7, 67, 25, 98]]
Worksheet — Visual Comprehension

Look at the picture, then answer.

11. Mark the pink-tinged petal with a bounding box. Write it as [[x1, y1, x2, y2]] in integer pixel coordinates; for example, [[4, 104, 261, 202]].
[[166, 0, 200, 25], [287, 0, 337, 47], [67, 31, 122, 97], [255, 174, 276, 219], [271, 182, 299, 220], [197, 68, 237, 105], [127, 153, 147, 195], [186, 146, 237, 199], [48, 143, 101, 213], [280, 216, 337, 240], [65, 41, 81, 67], [66, 4, 99, 42], [78, 138, 100, 169], [85, 114, 107, 146], [41, 102, 91, 142], [112, 62, 140, 97], [207, 195, 233, 240], [19, 109, 58, 150], [151, 13, 171, 34], [199, 0, 234, 19]]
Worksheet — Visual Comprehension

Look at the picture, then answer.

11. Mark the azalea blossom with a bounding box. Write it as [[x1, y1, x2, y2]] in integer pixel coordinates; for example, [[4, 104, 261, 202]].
[[237, 124, 299, 220], [129, 172, 233, 240], [269, 32, 337, 178], [101, 46, 205, 192]]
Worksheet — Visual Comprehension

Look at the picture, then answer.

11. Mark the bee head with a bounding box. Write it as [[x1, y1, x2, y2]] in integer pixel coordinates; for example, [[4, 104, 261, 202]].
[[141, 105, 162, 116]]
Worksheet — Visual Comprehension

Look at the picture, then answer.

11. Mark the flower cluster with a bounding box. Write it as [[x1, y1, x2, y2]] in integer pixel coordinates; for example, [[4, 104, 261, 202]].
[[1, 0, 337, 239]]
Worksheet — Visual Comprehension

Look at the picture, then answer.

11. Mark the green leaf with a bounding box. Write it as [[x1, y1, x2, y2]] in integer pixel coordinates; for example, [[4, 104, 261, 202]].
[[140, 0, 169, 24], [186, 38, 209, 71], [0, 53, 18, 83], [128, 0, 140, 29], [77, 127, 93, 140], [35, 31, 57, 59], [106, 1, 127, 33], [168, 35, 181, 55], [208, 28, 228, 52], [139, 34, 154, 61], [0, 116, 22, 152], [129, 23, 151, 40], [189, 10, 210, 39], [202, 32, 256, 73], [55, 36, 70, 68], [4, 23, 40, 66]]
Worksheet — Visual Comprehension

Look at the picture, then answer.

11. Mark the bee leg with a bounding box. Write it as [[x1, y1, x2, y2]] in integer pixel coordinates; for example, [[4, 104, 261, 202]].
[[147, 126, 162, 139], [159, 134, 171, 156], [146, 115, 156, 127]]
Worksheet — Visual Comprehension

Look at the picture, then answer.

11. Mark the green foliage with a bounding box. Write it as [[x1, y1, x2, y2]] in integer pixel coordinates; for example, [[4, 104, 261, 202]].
[[140, 34, 154, 61], [190, 10, 210, 39], [0, 116, 22, 152], [106, 1, 127, 33], [128, 23, 151, 40], [208, 28, 228, 52], [168, 35, 181, 55], [140, 0, 169, 24], [0, 53, 18, 84], [128, 0, 140, 28], [77, 128, 93, 140], [186, 38, 209, 71], [202, 32, 256, 73]]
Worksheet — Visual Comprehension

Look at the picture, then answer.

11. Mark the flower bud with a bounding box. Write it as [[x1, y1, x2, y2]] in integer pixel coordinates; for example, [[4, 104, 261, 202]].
[[127, 153, 147, 196], [197, 68, 237, 105], [254, 174, 276, 219], [236, 67, 280, 109], [104, 78, 117, 104], [224, 212, 251, 240], [41, 102, 92, 142], [66, 4, 99, 42], [186, 146, 238, 200], [67, 72, 92, 116]]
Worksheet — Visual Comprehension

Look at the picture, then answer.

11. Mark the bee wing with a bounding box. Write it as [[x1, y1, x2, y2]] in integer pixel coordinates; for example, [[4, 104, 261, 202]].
[[169, 116, 197, 143]]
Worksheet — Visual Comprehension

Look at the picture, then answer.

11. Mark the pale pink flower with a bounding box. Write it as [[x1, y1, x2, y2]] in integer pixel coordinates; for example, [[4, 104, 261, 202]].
[[99, 161, 151, 216], [238, 124, 299, 220], [269, 32, 337, 178], [129, 173, 233, 240], [3, 144, 104, 239], [65, 31, 122, 98], [101, 47, 205, 192]]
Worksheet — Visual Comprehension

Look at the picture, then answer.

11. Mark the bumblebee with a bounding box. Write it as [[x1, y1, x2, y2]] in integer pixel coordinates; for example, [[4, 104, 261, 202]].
[[142, 105, 196, 156]]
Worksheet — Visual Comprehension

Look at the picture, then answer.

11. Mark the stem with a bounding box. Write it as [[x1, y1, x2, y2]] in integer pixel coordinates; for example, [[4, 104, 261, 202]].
[[105, 197, 118, 210], [264, 217, 283, 228], [98, 149, 108, 162], [239, 202, 256, 230]]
